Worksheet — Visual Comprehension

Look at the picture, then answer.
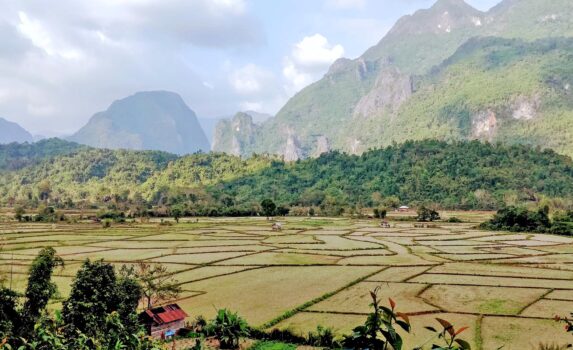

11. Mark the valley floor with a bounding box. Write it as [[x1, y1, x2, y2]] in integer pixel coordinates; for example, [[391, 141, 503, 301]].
[[1, 214, 572, 349]]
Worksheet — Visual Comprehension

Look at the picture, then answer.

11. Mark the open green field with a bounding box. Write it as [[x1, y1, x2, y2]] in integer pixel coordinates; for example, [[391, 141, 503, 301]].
[[1, 214, 572, 349]]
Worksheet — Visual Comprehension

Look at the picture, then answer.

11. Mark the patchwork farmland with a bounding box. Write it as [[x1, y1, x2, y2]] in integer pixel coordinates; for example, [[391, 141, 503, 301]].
[[1, 216, 572, 349]]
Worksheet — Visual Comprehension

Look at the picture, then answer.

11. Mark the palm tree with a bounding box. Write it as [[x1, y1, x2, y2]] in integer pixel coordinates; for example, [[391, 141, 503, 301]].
[[206, 309, 249, 349]]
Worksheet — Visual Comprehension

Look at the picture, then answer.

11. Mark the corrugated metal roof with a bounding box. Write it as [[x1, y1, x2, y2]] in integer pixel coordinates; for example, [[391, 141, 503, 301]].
[[141, 304, 188, 325]]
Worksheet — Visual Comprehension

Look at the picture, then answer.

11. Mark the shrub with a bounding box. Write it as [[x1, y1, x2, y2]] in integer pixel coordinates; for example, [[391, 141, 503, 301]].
[[373, 207, 388, 219], [97, 210, 126, 223], [447, 217, 463, 223], [205, 309, 249, 349], [249, 341, 296, 350], [101, 219, 112, 228], [307, 326, 337, 348], [549, 221, 573, 236], [416, 206, 440, 222], [480, 206, 550, 232], [249, 328, 306, 345]]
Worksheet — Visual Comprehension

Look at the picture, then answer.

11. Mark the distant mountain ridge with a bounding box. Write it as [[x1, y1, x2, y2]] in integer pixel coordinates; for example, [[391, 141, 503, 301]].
[[0, 117, 33, 144], [213, 0, 573, 159], [69, 91, 210, 155]]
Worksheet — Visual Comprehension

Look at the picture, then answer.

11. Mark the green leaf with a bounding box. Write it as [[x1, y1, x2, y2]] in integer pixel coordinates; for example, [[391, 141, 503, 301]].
[[456, 339, 471, 349], [396, 320, 411, 333]]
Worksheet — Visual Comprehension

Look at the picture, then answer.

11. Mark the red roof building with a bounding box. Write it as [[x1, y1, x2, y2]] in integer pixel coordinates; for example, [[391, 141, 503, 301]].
[[139, 304, 188, 339]]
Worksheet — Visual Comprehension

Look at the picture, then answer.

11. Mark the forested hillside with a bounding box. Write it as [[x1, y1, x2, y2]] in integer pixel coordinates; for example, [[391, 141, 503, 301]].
[[2, 140, 573, 213], [351, 37, 573, 154], [0, 138, 85, 172]]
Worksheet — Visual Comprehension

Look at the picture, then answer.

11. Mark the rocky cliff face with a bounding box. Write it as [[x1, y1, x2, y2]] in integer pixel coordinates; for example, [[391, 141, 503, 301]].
[[313, 135, 331, 157], [212, 112, 262, 156], [283, 132, 303, 162], [353, 67, 413, 119]]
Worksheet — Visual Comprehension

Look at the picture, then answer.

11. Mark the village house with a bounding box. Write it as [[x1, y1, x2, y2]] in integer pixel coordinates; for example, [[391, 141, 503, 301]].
[[139, 304, 188, 339]]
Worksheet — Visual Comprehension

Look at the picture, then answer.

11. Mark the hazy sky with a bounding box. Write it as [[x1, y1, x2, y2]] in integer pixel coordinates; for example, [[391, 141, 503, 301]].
[[0, 0, 501, 136]]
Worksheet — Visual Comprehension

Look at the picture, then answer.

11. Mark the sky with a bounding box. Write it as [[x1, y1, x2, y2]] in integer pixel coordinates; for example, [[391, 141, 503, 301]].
[[0, 0, 502, 136]]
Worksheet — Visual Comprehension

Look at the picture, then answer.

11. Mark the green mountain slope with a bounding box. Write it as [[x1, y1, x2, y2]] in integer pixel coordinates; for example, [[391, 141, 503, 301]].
[[2, 140, 573, 211], [213, 0, 573, 159], [353, 37, 573, 154], [69, 91, 210, 155]]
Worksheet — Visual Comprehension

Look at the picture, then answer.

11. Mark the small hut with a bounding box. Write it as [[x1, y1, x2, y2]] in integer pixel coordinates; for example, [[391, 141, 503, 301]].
[[398, 205, 410, 212], [139, 304, 188, 339]]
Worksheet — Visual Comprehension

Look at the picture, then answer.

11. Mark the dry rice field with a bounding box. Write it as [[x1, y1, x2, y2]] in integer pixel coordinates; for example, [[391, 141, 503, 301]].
[[1, 215, 573, 349]]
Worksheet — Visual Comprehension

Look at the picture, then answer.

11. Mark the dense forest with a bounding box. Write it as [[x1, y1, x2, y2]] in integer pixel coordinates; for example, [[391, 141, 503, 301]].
[[2, 139, 573, 215], [0, 138, 85, 172]]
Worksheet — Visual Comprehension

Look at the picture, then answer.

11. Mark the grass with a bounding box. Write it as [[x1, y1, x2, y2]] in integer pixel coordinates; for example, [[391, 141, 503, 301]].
[[248, 341, 297, 350], [421, 285, 547, 315]]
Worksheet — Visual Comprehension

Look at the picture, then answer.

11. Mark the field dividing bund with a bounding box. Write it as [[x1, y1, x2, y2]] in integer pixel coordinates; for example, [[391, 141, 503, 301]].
[[1, 216, 572, 349]]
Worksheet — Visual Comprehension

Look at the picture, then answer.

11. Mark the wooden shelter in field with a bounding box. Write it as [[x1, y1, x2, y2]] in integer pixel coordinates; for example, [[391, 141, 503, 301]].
[[398, 205, 410, 212], [139, 304, 188, 339]]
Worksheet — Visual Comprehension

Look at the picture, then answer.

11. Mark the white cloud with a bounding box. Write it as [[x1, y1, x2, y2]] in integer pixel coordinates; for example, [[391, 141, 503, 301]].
[[283, 34, 344, 94], [0, 0, 266, 135], [230, 64, 274, 95], [17, 11, 82, 60], [282, 58, 314, 94], [291, 34, 344, 70], [229, 64, 288, 114], [325, 0, 367, 10], [211, 0, 246, 14]]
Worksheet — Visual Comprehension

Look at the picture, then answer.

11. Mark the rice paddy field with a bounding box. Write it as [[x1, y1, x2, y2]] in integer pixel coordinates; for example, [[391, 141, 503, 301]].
[[1, 213, 572, 349]]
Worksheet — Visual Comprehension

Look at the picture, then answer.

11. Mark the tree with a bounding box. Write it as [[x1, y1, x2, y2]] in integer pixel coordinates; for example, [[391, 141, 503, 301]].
[[260, 199, 276, 218], [62, 260, 126, 339], [206, 309, 249, 349], [37, 180, 52, 202], [276, 206, 290, 216], [0, 287, 19, 339], [481, 206, 552, 232], [416, 206, 440, 222], [116, 266, 144, 336], [170, 206, 183, 224], [20, 247, 64, 335], [132, 262, 181, 310], [373, 207, 387, 219], [14, 207, 25, 222]]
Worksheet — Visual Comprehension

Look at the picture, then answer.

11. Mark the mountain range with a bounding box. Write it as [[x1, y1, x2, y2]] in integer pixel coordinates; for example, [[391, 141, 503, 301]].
[[212, 0, 573, 158], [3, 0, 573, 160]]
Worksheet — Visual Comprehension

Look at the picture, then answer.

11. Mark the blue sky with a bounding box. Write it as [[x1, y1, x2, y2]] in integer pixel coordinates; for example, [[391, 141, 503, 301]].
[[0, 0, 502, 136]]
